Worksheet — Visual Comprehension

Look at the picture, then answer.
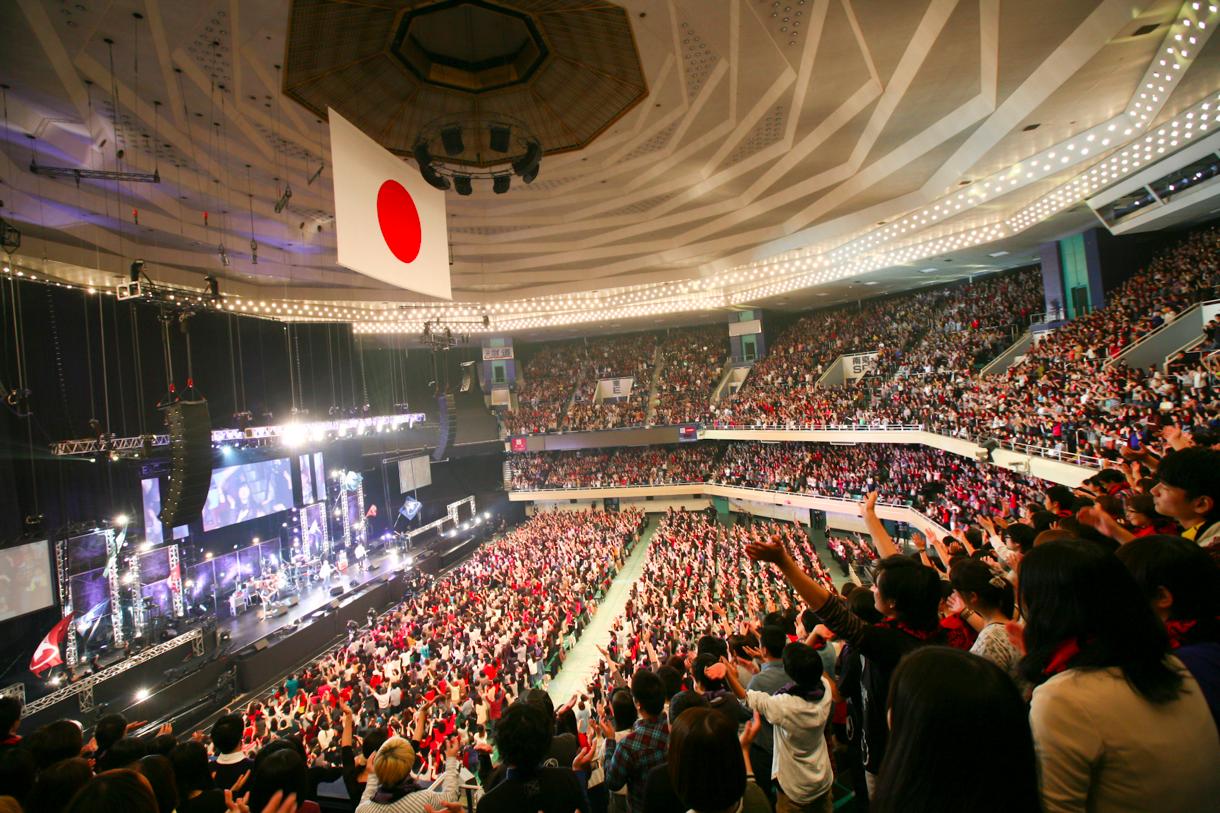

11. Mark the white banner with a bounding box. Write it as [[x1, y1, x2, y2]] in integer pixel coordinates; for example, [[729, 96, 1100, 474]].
[[596, 377, 635, 400], [728, 320, 760, 337], [844, 352, 879, 381], [329, 108, 451, 299], [482, 346, 514, 360]]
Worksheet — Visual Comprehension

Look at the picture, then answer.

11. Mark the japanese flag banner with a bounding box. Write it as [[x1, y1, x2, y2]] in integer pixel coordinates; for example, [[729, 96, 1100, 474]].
[[328, 108, 451, 300]]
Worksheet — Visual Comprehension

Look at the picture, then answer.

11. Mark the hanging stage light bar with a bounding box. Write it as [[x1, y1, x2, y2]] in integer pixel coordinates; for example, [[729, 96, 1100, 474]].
[[273, 183, 293, 214], [28, 160, 160, 184], [49, 412, 429, 456]]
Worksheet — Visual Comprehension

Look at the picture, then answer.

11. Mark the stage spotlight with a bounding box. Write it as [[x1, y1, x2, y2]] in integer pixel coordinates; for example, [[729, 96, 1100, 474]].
[[134, 687, 150, 702], [114, 514, 129, 527], [121, 572, 135, 586], [129, 259, 145, 282], [489, 124, 511, 153], [492, 174, 511, 194], [512, 141, 541, 184], [440, 126, 464, 156], [412, 142, 451, 191], [139, 541, 153, 553], [453, 175, 473, 196]]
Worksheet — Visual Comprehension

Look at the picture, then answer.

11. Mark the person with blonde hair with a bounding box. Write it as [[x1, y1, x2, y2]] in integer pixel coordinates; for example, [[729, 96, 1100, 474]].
[[356, 735, 461, 813]]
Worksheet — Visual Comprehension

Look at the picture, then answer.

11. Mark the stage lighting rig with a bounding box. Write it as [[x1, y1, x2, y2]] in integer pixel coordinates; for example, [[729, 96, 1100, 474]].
[[29, 160, 160, 185], [0, 216, 20, 255], [306, 161, 324, 186], [273, 184, 293, 214]]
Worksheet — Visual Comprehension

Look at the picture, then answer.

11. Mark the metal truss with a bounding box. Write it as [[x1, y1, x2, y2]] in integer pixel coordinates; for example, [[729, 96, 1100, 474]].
[[22, 628, 203, 716], [49, 413, 427, 457]]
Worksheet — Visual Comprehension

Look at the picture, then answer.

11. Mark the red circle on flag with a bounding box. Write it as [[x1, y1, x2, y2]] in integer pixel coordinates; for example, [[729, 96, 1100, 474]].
[[376, 179, 423, 263]]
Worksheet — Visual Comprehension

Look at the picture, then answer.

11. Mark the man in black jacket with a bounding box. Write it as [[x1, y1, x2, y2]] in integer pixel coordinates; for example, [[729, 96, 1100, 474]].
[[477, 703, 590, 813]]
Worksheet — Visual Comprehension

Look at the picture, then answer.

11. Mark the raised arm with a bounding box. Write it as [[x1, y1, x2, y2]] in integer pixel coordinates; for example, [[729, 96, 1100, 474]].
[[860, 491, 900, 558], [746, 534, 832, 612]]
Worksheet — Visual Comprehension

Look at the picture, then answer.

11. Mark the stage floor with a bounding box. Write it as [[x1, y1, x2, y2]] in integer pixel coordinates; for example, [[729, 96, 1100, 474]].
[[220, 549, 405, 652]]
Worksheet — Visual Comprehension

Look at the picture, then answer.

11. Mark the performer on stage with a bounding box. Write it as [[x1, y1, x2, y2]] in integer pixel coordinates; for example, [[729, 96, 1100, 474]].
[[318, 557, 333, 585], [353, 541, 368, 570]]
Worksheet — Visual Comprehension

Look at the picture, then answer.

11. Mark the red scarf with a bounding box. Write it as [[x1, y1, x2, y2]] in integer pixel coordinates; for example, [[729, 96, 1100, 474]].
[[1043, 638, 1082, 677], [1165, 619, 1199, 650], [879, 618, 938, 641]]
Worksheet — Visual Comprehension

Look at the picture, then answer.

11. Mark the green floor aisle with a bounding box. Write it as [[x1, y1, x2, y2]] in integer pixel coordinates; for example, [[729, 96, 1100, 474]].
[[548, 516, 659, 701]]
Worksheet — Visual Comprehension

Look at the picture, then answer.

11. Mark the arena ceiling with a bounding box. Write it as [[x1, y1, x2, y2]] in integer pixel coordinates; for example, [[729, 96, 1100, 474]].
[[1, 0, 1218, 339]]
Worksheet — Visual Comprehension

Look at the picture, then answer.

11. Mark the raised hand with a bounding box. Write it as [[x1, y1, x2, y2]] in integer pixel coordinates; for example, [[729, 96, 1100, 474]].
[[230, 769, 252, 795], [1076, 505, 1123, 539], [423, 803, 463, 813], [745, 535, 789, 566], [572, 745, 596, 772], [740, 711, 762, 748]]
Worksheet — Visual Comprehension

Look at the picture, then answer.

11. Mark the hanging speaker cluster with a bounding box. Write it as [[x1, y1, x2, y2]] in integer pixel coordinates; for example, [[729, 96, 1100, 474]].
[[431, 394, 457, 462], [412, 117, 542, 196], [159, 400, 213, 528]]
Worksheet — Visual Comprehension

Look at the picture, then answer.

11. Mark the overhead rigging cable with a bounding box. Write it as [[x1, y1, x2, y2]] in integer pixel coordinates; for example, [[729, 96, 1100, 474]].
[[104, 38, 127, 265], [326, 324, 337, 409], [106, 296, 129, 436]]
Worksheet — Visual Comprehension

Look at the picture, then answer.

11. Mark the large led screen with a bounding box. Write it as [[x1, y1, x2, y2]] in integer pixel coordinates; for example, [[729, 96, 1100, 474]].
[[299, 454, 315, 505], [300, 502, 327, 559], [141, 478, 164, 546], [0, 540, 54, 622], [345, 491, 366, 547], [201, 458, 293, 531], [313, 453, 326, 501]]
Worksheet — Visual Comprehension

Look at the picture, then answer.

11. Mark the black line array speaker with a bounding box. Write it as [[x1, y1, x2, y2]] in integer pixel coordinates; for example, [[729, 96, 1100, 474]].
[[159, 399, 213, 528], [432, 393, 456, 461]]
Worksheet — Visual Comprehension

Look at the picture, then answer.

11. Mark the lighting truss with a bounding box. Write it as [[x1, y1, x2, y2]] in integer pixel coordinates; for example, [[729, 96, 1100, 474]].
[[22, 628, 203, 715], [28, 161, 160, 184], [105, 529, 124, 647], [401, 495, 475, 542], [49, 414, 428, 456], [167, 544, 185, 618], [54, 539, 78, 666]]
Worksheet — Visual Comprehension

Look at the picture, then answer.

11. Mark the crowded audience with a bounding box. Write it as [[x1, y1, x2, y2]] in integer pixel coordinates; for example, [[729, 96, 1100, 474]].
[[652, 326, 730, 426], [507, 445, 721, 490], [504, 229, 1220, 478], [509, 440, 1050, 529]]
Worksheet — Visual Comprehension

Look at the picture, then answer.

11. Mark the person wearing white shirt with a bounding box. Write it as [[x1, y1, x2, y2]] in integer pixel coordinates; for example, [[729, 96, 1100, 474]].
[[723, 644, 834, 812]]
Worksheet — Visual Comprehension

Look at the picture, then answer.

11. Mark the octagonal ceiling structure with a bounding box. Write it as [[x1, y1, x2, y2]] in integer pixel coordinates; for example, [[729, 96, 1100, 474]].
[[283, 0, 648, 167], [0, 0, 1218, 339]]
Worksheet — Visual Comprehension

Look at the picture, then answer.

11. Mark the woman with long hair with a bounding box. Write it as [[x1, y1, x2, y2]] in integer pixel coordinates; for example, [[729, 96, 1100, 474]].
[[1116, 534, 1220, 727], [873, 647, 1040, 813], [1019, 539, 1220, 812]]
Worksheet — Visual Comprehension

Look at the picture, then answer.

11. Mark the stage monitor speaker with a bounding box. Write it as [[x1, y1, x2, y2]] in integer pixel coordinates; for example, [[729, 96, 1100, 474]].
[[159, 400, 213, 528], [329, 585, 345, 597], [284, 595, 300, 607], [431, 394, 456, 461]]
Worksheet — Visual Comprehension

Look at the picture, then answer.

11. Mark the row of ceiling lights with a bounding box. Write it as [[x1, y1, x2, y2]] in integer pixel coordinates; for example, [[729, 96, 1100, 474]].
[[9, 5, 1215, 331]]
